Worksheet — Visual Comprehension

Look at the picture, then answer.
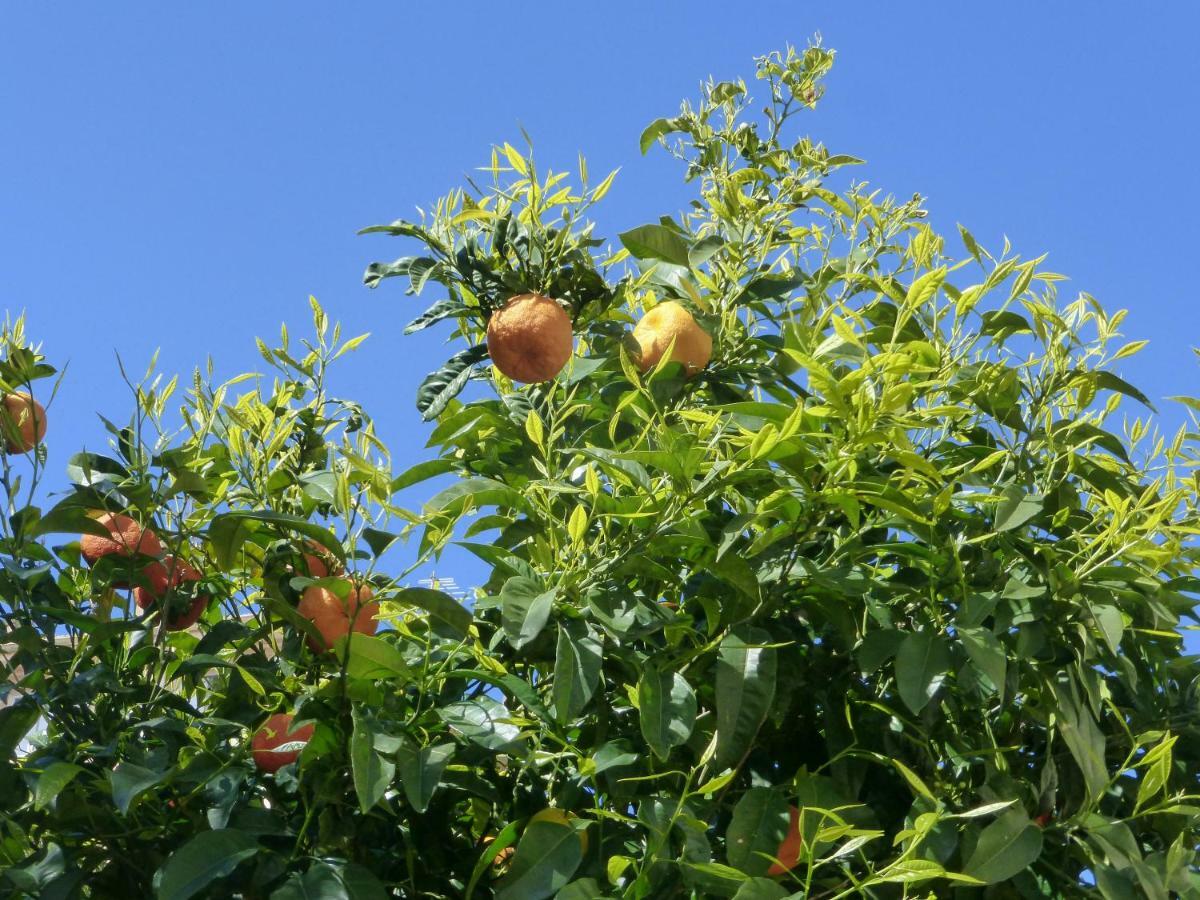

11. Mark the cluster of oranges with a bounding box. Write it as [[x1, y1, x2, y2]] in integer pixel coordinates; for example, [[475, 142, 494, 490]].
[[72, 509, 377, 772], [486, 293, 712, 384]]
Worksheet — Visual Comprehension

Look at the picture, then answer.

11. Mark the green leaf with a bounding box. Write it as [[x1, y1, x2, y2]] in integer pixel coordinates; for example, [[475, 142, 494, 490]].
[[495, 820, 583, 900], [156, 829, 258, 900], [894, 632, 951, 714], [958, 627, 1007, 700], [392, 587, 473, 637], [109, 762, 164, 815], [555, 878, 604, 899], [689, 235, 725, 269], [726, 787, 789, 876], [962, 809, 1044, 884], [417, 345, 488, 421], [350, 711, 395, 814], [270, 863, 347, 900], [395, 739, 454, 814], [344, 633, 411, 681], [639, 117, 683, 154], [206, 511, 343, 572], [33, 762, 84, 811], [439, 696, 522, 752], [1051, 677, 1109, 802], [1094, 371, 1155, 411], [994, 485, 1043, 532], [553, 620, 603, 722], [638, 663, 697, 759], [715, 626, 777, 769], [501, 577, 556, 650], [405, 298, 467, 335], [731, 878, 789, 900], [618, 224, 691, 267]]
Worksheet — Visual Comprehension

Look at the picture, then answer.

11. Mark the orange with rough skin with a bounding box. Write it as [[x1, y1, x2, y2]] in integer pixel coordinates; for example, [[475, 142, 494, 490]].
[[0, 392, 47, 453], [530, 808, 589, 855], [80, 512, 163, 588], [251, 712, 315, 773], [486, 294, 573, 384], [300, 538, 343, 578], [631, 301, 712, 376], [134, 556, 208, 631], [296, 579, 378, 652], [767, 805, 804, 877]]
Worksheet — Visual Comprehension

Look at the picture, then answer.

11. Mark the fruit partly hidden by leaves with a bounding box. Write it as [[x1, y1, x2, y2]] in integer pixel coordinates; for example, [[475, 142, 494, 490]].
[[0, 391, 47, 453], [631, 300, 712, 376], [529, 807, 589, 855], [80, 511, 163, 588], [481, 834, 515, 871], [300, 538, 342, 578], [133, 555, 208, 631], [250, 712, 315, 774], [486, 293, 573, 384], [296, 579, 378, 652], [767, 805, 804, 877]]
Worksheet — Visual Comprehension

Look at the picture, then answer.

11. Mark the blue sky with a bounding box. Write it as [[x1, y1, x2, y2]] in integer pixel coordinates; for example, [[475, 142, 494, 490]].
[[2, 4, 1198, 643]]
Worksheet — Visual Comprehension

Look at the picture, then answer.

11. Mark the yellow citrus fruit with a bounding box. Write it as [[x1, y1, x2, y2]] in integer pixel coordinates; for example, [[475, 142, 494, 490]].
[[251, 712, 314, 773], [767, 805, 804, 877], [486, 294, 573, 384], [297, 579, 378, 652], [530, 807, 589, 855], [631, 301, 712, 376], [0, 392, 47, 453]]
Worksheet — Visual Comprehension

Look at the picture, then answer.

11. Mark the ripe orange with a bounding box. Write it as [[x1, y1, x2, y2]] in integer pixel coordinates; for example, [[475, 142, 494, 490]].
[[134, 555, 208, 631], [486, 294, 573, 384], [251, 712, 314, 773], [300, 538, 342, 579], [767, 805, 804, 877], [80, 512, 163, 588], [296, 579, 378, 652], [0, 392, 47, 453], [631, 301, 712, 376], [530, 808, 589, 855]]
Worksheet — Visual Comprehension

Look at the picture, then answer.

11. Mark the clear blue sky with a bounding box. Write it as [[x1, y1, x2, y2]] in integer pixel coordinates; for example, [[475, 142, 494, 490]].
[[2, 4, 1198, 642]]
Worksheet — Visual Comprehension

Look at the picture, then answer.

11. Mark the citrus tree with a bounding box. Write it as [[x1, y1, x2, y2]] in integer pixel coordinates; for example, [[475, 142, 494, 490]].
[[3, 43, 1200, 899]]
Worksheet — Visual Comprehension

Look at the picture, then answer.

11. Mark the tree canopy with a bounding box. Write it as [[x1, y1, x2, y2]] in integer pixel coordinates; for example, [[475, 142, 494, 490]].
[[2, 42, 1199, 899]]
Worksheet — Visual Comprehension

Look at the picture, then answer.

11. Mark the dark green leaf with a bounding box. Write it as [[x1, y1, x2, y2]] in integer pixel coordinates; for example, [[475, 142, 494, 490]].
[[417, 345, 488, 421], [351, 711, 395, 814], [962, 809, 1043, 884], [440, 697, 522, 752], [994, 485, 1043, 532], [895, 632, 951, 714], [553, 620, 602, 722], [393, 587, 473, 637], [716, 627, 777, 769], [501, 577, 556, 650], [156, 829, 258, 900], [495, 820, 583, 900], [109, 762, 164, 815], [618, 224, 691, 267], [638, 663, 697, 759], [726, 788, 789, 876], [395, 739, 454, 814]]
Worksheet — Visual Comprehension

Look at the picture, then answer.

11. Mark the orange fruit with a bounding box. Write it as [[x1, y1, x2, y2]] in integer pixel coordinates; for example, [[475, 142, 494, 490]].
[[530, 808, 589, 855], [631, 301, 712, 376], [481, 835, 515, 870], [251, 712, 314, 773], [300, 538, 342, 579], [0, 392, 47, 453], [767, 805, 804, 877], [297, 579, 378, 652], [80, 512, 163, 588], [134, 555, 208, 631], [486, 294, 573, 384]]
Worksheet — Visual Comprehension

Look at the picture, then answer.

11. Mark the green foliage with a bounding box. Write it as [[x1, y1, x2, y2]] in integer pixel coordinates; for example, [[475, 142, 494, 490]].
[[3, 40, 1200, 899]]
